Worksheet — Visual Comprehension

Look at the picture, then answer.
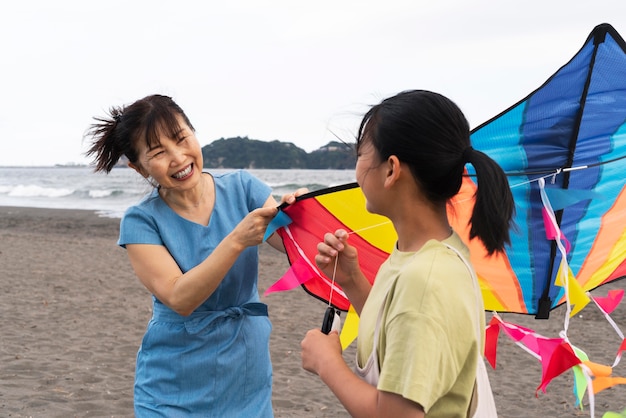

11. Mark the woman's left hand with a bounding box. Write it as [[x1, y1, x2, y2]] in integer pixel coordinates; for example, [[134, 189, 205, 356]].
[[279, 187, 309, 206], [264, 188, 308, 252], [301, 328, 343, 377]]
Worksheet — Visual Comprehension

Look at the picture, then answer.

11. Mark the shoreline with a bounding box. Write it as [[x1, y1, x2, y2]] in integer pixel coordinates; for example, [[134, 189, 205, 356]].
[[0, 206, 624, 417]]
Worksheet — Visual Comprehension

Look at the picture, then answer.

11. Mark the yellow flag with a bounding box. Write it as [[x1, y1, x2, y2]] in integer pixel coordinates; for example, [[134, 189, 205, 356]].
[[339, 305, 359, 350], [555, 261, 590, 317]]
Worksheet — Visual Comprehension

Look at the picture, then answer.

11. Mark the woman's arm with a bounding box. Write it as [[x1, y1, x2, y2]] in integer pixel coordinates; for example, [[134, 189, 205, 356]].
[[126, 205, 278, 316]]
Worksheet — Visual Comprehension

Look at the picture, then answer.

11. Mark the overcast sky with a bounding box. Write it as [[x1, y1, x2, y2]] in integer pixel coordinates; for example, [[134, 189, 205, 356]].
[[2, 0, 625, 166]]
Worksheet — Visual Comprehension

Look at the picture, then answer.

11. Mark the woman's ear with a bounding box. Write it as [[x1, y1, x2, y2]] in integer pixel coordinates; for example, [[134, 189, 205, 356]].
[[128, 161, 147, 178]]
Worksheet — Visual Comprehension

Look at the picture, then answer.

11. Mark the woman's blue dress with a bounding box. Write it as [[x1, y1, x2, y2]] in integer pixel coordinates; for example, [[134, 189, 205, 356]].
[[118, 170, 274, 417]]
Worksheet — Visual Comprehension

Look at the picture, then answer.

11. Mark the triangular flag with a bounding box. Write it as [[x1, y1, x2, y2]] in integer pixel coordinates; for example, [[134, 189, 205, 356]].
[[592, 375, 626, 394], [484, 316, 501, 369], [571, 346, 590, 408], [593, 289, 625, 314], [584, 360, 613, 377], [264, 256, 315, 295], [602, 409, 626, 418], [263, 210, 292, 241], [339, 305, 359, 350], [544, 187, 602, 211], [571, 364, 588, 408], [580, 360, 626, 396], [499, 320, 541, 356], [537, 340, 582, 394], [555, 261, 590, 317], [542, 207, 571, 253]]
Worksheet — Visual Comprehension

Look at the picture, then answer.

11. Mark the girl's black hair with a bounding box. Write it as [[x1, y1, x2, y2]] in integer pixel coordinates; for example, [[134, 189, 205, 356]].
[[357, 90, 514, 254]]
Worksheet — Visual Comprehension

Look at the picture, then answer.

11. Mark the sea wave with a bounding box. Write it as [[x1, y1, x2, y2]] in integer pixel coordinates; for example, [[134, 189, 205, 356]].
[[0, 167, 356, 217], [268, 182, 333, 193], [88, 190, 114, 199], [7, 184, 74, 198], [1, 185, 142, 200]]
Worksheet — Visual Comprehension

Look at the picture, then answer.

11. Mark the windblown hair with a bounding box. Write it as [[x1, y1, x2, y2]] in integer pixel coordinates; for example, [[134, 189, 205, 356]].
[[357, 90, 514, 254], [84, 94, 194, 173]]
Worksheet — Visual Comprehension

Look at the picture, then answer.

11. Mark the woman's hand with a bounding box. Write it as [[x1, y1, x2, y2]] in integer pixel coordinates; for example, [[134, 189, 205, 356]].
[[264, 188, 309, 252], [229, 206, 279, 250], [279, 187, 309, 206]]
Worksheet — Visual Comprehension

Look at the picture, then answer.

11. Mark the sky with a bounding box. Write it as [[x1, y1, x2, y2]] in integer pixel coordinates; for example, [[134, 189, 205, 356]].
[[1, 0, 626, 166]]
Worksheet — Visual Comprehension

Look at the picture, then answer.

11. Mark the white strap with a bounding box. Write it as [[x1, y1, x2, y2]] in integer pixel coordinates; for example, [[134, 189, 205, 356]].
[[443, 244, 483, 342], [444, 244, 498, 418]]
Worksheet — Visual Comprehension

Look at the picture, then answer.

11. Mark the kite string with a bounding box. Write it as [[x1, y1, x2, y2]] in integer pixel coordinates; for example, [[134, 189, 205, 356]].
[[509, 171, 562, 189], [328, 254, 339, 307], [347, 220, 392, 234]]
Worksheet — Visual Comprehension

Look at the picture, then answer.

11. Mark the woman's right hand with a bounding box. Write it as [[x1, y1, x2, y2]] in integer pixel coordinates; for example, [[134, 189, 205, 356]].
[[229, 206, 279, 250], [315, 229, 361, 288]]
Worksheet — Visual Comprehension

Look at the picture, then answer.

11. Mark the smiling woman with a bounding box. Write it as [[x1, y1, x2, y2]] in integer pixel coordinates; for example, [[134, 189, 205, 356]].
[[83, 94, 302, 417]]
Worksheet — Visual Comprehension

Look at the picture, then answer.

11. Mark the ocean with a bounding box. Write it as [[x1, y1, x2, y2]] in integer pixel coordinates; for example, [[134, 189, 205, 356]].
[[0, 166, 356, 218]]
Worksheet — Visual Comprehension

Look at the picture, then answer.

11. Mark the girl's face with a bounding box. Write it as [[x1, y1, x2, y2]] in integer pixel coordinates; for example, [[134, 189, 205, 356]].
[[356, 139, 385, 215], [131, 115, 204, 192]]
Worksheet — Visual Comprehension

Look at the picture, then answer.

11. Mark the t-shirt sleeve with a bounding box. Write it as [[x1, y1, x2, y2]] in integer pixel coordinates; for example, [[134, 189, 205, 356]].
[[117, 206, 163, 248], [238, 170, 272, 210], [380, 309, 452, 411]]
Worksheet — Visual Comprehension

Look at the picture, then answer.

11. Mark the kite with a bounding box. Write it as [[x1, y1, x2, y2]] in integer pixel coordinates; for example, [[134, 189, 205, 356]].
[[264, 23, 626, 415], [267, 22, 626, 317]]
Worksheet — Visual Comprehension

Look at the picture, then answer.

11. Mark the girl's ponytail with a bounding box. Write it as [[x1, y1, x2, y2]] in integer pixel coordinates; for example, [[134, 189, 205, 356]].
[[465, 148, 514, 255]]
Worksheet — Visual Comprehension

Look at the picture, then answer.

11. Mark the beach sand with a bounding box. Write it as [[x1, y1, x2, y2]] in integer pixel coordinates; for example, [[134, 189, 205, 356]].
[[0, 206, 624, 417]]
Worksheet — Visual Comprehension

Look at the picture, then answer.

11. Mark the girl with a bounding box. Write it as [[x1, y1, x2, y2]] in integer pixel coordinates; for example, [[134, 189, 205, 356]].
[[301, 90, 513, 417]]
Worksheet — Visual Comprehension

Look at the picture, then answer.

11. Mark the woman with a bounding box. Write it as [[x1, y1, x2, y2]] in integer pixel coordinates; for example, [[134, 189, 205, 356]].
[[300, 90, 513, 417], [85, 94, 300, 417]]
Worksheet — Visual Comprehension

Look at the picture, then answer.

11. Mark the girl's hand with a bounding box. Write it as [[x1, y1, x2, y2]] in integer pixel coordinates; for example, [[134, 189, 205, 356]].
[[315, 229, 360, 288], [301, 328, 343, 376]]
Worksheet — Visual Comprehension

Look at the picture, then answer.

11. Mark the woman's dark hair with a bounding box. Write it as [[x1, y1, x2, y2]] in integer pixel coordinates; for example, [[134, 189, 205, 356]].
[[357, 89, 514, 254], [84, 94, 194, 173]]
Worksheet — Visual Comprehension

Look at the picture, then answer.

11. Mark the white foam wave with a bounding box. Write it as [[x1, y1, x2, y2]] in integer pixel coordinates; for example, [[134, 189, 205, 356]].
[[89, 189, 114, 198], [8, 184, 74, 198]]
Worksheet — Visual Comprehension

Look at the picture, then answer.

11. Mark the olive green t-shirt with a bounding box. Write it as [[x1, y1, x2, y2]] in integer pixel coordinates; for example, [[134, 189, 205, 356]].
[[356, 232, 481, 417]]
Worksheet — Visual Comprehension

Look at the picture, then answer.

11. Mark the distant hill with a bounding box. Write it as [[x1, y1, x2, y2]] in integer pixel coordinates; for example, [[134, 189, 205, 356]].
[[201, 137, 355, 169]]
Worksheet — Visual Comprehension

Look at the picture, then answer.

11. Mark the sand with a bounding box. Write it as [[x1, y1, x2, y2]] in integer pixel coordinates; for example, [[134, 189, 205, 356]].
[[0, 206, 624, 417]]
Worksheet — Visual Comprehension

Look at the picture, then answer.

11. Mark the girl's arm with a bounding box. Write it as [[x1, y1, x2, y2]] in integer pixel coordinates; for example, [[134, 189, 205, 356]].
[[301, 329, 424, 418]]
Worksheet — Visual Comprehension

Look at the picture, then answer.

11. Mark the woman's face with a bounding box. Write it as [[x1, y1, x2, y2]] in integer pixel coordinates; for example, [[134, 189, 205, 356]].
[[132, 115, 204, 192]]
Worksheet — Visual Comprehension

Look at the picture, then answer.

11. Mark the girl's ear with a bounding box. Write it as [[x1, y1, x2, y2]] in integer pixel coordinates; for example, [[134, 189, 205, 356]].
[[384, 155, 401, 187]]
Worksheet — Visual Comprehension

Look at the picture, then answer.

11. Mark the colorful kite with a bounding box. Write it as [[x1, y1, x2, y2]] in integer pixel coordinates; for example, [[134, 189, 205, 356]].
[[267, 22, 626, 317], [264, 23, 626, 415]]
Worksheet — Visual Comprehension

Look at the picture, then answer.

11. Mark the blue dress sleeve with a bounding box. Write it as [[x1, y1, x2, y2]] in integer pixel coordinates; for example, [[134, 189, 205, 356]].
[[238, 170, 272, 210], [118, 205, 163, 248]]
